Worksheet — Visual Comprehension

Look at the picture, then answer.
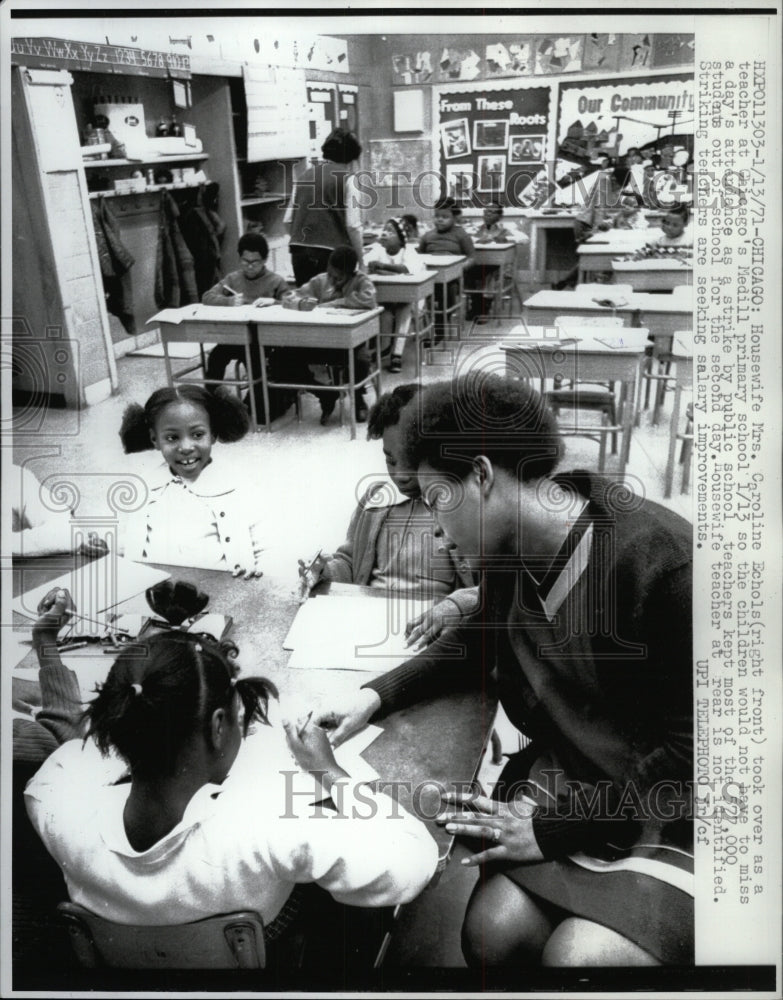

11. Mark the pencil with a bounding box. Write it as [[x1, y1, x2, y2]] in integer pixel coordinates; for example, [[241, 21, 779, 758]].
[[297, 711, 313, 740], [222, 283, 240, 295]]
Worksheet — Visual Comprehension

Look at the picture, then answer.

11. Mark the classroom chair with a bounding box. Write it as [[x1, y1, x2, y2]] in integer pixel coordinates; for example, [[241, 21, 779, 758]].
[[663, 350, 694, 499], [58, 902, 266, 969], [545, 314, 626, 455]]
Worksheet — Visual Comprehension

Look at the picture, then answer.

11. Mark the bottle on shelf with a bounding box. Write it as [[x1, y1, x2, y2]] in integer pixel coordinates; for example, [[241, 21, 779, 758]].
[[156, 117, 171, 137], [170, 116, 183, 138]]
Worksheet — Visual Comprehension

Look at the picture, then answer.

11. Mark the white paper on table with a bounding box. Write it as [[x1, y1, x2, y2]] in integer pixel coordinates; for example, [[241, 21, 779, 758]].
[[284, 595, 430, 670], [12, 556, 170, 626]]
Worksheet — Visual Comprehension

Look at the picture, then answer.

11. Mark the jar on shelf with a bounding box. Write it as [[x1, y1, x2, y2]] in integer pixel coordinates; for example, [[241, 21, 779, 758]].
[[156, 118, 171, 137]]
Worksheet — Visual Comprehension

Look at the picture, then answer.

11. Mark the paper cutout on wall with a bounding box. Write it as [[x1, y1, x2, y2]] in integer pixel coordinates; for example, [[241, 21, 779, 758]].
[[653, 34, 695, 67], [620, 34, 652, 69], [392, 51, 433, 85], [583, 33, 620, 71], [438, 47, 481, 81], [534, 36, 583, 75], [485, 41, 531, 76]]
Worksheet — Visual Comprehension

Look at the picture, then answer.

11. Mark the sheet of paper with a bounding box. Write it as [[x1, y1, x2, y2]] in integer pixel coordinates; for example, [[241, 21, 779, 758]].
[[12, 556, 170, 626], [285, 595, 430, 670]]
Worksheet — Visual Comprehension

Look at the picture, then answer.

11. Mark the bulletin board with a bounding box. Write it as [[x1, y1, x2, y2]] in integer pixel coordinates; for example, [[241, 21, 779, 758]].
[[436, 81, 554, 206]]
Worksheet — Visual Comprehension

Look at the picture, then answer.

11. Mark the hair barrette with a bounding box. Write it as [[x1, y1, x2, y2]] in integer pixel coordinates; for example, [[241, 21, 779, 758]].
[[131, 683, 143, 696]]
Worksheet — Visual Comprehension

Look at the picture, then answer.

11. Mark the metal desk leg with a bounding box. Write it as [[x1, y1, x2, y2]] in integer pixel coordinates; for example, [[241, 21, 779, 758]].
[[163, 339, 174, 388], [348, 347, 356, 441], [258, 341, 272, 435], [243, 333, 259, 433], [664, 382, 683, 499]]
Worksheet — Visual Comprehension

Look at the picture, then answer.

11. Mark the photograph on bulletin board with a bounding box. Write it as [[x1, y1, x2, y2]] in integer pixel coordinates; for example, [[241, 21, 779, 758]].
[[445, 163, 476, 200], [473, 119, 510, 150], [440, 118, 471, 159], [508, 132, 545, 164], [476, 154, 506, 193]]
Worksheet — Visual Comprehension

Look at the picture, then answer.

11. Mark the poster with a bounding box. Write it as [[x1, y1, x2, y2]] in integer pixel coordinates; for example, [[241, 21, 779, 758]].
[[1, 6, 781, 999]]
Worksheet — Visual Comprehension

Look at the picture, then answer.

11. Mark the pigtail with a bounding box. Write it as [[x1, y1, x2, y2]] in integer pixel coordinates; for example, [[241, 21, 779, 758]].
[[235, 676, 278, 733], [208, 386, 250, 443], [119, 402, 155, 453]]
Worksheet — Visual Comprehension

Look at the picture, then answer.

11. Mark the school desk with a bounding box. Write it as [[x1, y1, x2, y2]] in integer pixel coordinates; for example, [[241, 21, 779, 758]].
[[522, 289, 640, 328], [253, 304, 384, 440], [612, 256, 694, 291], [577, 229, 664, 281], [417, 253, 467, 340], [502, 325, 650, 477], [152, 303, 384, 440], [367, 270, 436, 376], [464, 242, 516, 324]]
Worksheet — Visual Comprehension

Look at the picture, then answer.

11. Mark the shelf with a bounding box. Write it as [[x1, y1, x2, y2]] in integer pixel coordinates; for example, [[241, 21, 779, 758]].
[[82, 154, 209, 169], [88, 182, 206, 199], [240, 194, 288, 207]]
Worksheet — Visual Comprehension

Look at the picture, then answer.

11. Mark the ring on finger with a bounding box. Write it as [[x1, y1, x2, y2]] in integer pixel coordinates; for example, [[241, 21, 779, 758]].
[[492, 827, 501, 843]]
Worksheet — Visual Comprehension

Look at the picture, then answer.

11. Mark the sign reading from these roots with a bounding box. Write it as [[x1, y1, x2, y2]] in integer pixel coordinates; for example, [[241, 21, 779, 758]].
[[437, 84, 552, 205]]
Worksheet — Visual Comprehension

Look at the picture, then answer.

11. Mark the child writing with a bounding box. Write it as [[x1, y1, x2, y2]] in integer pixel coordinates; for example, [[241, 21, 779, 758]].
[[25, 631, 437, 963], [201, 231, 292, 422], [364, 218, 428, 373], [417, 198, 474, 340], [298, 384, 479, 648], [282, 246, 378, 423], [118, 385, 264, 577]]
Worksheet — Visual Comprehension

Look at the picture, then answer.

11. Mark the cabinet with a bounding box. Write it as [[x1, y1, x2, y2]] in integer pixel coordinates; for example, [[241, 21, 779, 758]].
[[229, 75, 306, 276]]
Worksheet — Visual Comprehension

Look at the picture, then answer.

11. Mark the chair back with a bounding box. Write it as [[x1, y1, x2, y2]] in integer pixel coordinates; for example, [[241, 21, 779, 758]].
[[58, 902, 266, 969]]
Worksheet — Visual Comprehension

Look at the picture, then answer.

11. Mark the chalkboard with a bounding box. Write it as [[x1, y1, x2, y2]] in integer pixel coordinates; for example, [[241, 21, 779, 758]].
[[369, 138, 430, 178]]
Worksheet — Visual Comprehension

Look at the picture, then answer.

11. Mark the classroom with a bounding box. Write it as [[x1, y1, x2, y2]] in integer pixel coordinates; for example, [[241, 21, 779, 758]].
[[6, 10, 704, 993]]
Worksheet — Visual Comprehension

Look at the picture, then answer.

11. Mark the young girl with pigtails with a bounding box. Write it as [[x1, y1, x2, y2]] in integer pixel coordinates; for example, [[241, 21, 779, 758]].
[[118, 385, 264, 577], [24, 631, 437, 962]]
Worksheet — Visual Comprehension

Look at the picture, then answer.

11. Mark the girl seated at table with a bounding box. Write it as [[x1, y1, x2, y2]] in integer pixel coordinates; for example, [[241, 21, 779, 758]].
[[25, 630, 438, 968], [118, 385, 264, 578], [299, 384, 478, 648], [364, 218, 428, 373]]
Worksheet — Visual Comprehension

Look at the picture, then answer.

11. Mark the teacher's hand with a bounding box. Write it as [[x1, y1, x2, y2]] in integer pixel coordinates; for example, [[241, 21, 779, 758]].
[[314, 687, 381, 748], [437, 790, 544, 867], [405, 597, 460, 649]]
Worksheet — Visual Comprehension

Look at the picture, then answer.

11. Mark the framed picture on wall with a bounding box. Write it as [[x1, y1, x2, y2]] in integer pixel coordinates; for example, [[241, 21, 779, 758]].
[[508, 133, 545, 164], [440, 118, 471, 159], [473, 119, 510, 150], [477, 154, 506, 193], [445, 163, 476, 199]]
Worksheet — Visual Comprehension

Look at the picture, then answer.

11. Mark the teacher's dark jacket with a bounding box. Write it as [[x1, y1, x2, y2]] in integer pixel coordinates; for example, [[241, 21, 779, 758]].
[[363, 470, 693, 859], [289, 160, 353, 252]]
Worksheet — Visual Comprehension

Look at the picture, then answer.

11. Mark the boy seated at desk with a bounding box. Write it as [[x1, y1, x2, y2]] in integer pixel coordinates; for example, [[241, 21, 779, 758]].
[[299, 384, 479, 648], [201, 231, 292, 422], [467, 202, 513, 323], [647, 204, 693, 250], [282, 246, 378, 423], [417, 198, 474, 338]]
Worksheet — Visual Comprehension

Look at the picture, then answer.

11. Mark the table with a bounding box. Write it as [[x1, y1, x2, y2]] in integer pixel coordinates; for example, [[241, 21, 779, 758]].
[[11, 558, 490, 979], [465, 243, 516, 325], [612, 257, 693, 291], [417, 254, 467, 340], [368, 271, 436, 377], [153, 303, 384, 441], [501, 325, 650, 477]]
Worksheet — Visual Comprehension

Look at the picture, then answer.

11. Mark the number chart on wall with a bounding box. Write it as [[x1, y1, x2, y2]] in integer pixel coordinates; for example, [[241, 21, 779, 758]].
[[436, 84, 553, 206]]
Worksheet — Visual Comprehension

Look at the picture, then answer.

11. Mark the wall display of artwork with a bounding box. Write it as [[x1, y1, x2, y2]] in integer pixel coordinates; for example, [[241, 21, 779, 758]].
[[437, 46, 481, 81], [437, 82, 553, 205], [534, 36, 584, 75], [653, 34, 697, 67], [583, 33, 621, 72], [485, 41, 532, 77], [392, 51, 433, 85]]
